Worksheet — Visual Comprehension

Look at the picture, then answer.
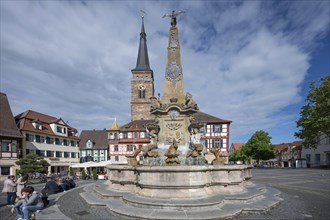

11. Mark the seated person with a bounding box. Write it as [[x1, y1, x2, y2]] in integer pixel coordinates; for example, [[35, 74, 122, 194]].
[[11, 188, 28, 219], [11, 186, 44, 220], [60, 178, 71, 191], [41, 177, 61, 206], [41, 177, 61, 196], [67, 177, 76, 188]]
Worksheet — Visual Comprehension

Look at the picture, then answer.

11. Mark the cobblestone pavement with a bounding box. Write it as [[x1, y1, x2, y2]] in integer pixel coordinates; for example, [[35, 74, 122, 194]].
[[1, 168, 329, 220]]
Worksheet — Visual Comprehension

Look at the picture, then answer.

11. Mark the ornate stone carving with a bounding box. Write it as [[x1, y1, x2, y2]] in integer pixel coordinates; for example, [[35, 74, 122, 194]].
[[164, 139, 180, 165], [169, 31, 178, 48], [210, 147, 228, 165], [186, 128, 206, 158], [166, 122, 182, 130], [167, 131, 182, 143], [143, 128, 160, 158], [126, 148, 142, 166], [165, 61, 182, 81]]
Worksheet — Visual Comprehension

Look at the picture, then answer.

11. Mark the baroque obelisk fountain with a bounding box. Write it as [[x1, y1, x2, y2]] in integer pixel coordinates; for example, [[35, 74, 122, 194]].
[[81, 11, 283, 220]]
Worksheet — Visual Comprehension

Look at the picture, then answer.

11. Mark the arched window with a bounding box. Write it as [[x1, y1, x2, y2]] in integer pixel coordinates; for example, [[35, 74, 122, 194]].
[[138, 89, 146, 98]]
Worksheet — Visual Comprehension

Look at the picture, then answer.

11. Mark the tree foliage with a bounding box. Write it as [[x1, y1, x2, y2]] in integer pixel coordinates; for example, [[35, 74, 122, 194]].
[[229, 147, 249, 162], [244, 130, 275, 163], [295, 76, 330, 148], [15, 154, 50, 175]]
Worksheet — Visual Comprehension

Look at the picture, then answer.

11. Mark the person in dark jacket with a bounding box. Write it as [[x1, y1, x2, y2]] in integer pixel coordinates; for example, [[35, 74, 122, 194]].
[[40, 177, 61, 206]]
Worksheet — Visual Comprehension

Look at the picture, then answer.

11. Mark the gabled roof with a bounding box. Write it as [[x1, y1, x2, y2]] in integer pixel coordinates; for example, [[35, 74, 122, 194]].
[[231, 143, 245, 151], [275, 141, 303, 152], [192, 111, 231, 124], [15, 110, 78, 139], [120, 119, 155, 131], [79, 130, 108, 149], [0, 92, 23, 138]]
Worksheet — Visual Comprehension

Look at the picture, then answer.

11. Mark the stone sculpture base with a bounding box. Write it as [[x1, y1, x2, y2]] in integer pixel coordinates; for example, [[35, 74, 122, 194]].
[[80, 164, 282, 219]]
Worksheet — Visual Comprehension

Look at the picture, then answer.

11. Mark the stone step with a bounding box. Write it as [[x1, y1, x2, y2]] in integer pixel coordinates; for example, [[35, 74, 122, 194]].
[[81, 183, 282, 220]]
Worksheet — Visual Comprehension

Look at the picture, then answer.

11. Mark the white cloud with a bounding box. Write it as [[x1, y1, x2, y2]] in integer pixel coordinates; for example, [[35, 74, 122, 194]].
[[1, 1, 329, 144]]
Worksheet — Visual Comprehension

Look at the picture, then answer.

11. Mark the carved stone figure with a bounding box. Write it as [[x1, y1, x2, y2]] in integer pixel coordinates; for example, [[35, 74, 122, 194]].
[[165, 138, 180, 165], [186, 128, 205, 158], [143, 128, 159, 158], [162, 10, 185, 27], [185, 92, 197, 108], [210, 147, 226, 165], [126, 148, 142, 166]]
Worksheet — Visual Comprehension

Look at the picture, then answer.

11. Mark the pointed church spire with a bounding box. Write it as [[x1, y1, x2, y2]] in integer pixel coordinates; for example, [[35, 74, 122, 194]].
[[133, 16, 150, 71], [109, 117, 119, 130]]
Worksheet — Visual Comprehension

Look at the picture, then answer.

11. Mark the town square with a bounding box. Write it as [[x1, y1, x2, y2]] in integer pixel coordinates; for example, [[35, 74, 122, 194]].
[[1, 1, 329, 220]]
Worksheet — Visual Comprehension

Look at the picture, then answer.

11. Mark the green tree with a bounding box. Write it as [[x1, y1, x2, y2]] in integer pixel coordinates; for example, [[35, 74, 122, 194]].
[[69, 167, 74, 176], [295, 76, 330, 149], [81, 169, 87, 180], [15, 154, 50, 175], [229, 148, 249, 163], [244, 130, 275, 164], [92, 168, 98, 180]]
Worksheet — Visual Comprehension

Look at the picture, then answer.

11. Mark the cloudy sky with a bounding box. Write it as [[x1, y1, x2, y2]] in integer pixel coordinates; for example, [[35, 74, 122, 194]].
[[1, 1, 329, 144]]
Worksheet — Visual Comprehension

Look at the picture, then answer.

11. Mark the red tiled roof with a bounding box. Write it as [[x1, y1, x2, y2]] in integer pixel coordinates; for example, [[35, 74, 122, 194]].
[[15, 110, 79, 139], [0, 92, 23, 138], [231, 143, 245, 150]]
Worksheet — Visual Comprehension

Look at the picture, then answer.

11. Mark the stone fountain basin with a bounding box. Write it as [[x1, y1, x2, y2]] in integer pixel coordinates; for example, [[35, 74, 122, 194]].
[[107, 164, 252, 199]]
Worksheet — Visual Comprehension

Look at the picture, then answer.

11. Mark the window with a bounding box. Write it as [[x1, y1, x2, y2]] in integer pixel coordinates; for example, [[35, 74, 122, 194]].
[[40, 150, 45, 156], [71, 152, 76, 158], [126, 145, 134, 151], [40, 136, 45, 143], [1, 140, 10, 152], [56, 151, 62, 157], [57, 126, 66, 134], [212, 139, 223, 148], [114, 145, 118, 152], [26, 134, 34, 142], [115, 156, 119, 161], [35, 135, 41, 143], [213, 125, 222, 133], [64, 152, 70, 158], [55, 138, 60, 145], [46, 151, 54, 157], [1, 167, 10, 175], [46, 137, 53, 144], [70, 140, 75, 147], [114, 133, 118, 140], [138, 86, 146, 98], [315, 154, 320, 164], [133, 132, 139, 139], [306, 154, 311, 164], [63, 139, 68, 146], [123, 132, 128, 139]]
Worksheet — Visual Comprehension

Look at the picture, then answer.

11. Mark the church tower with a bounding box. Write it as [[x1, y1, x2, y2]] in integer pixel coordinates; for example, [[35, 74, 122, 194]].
[[131, 16, 155, 121]]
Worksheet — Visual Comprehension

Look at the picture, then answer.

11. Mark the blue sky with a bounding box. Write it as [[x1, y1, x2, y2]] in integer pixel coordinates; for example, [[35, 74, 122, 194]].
[[1, 1, 329, 145]]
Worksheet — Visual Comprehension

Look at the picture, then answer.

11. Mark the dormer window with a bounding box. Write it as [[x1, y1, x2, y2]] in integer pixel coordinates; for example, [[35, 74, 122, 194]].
[[56, 126, 66, 134], [86, 140, 93, 149], [32, 122, 42, 130]]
